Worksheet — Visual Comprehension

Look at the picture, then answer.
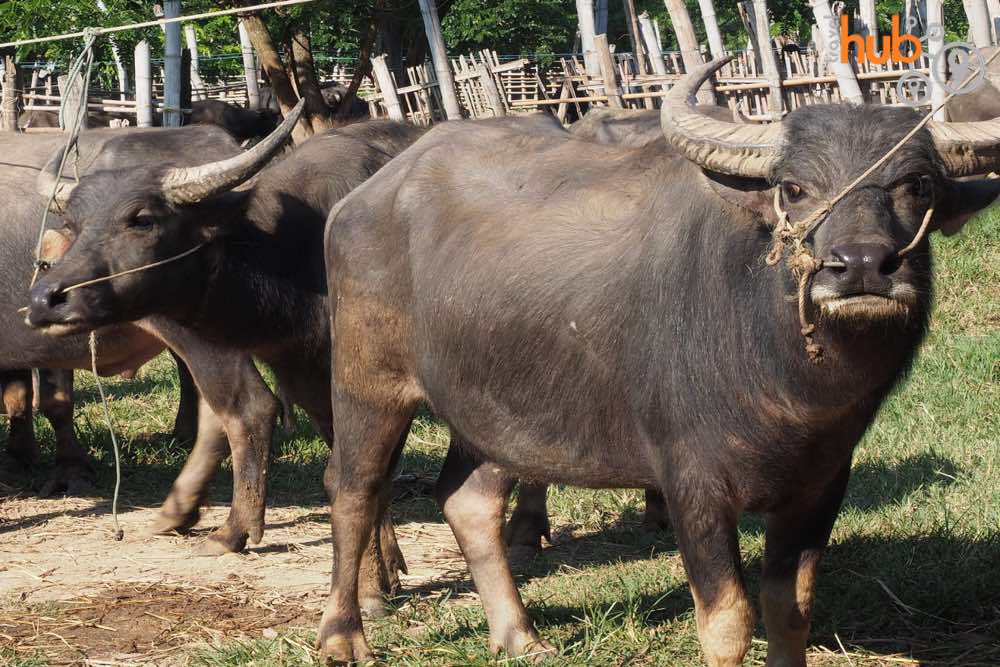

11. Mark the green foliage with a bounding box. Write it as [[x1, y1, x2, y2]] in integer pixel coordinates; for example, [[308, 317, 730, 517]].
[[441, 0, 578, 56]]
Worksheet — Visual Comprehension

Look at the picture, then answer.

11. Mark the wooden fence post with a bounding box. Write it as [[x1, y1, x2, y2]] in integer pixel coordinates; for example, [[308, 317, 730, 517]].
[[2, 57, 19, 132], [639, 12, 668, 76], [858, 0, 878, 50], [237, 19, 261, 110], [371, 55, 404, 121], [162, 0, 182, 127], [185, 25, 206, 100], [96, 0, 129, 100], [417, 0, 462, 120], [58, 74, 88, 130], [965, 0, 993, 48], [663, 0, 713, 102], [988, 0, 1000, 45], [576, 0, 601, 77], [926, 0, 946, 119], [751, 0, 784, 115], [623, 0, 648, 73], [477, 63, 507, 117], [809, 0, 864, 104], [696, 0, 727, 60], [135, 40, 154, 127], [594, 34, 623, 108]]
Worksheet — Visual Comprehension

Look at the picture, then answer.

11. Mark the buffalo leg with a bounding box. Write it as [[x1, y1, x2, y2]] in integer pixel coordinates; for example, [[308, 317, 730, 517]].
[[2, 370, 37, 467], [147, 396, 227, 535], [760, 466, 850, 667], [270, 358, 405, 617], [643, 489, 671, 531], [317, 391, 413, 663], [170, 351, 199, 444], [150, 324, 278, 554], [504, 482, 551, 554], [666, 476, 754, 667], [37, 369, 95, 496], [437, 442, 554, 660]]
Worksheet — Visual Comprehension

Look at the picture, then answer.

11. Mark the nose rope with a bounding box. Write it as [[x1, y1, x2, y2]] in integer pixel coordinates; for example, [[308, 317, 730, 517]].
[[769, 188, 936, 364], [58, 243, 206, 294]]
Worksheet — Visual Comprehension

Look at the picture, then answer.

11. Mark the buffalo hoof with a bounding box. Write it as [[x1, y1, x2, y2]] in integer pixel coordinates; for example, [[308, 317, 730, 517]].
[[318, 630, 374, 665], [145, 509, 201, 536], [503, 514, 550, 554], [40, 459, 95, 497], [195, 522, 254, 555], [490, 630, 556, 663]]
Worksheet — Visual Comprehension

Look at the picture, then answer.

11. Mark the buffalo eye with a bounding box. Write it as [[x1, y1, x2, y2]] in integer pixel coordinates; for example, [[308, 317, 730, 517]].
[[129, 214, 155, 230], [782, 181, 805, 203], [910, 175, 933, 200]]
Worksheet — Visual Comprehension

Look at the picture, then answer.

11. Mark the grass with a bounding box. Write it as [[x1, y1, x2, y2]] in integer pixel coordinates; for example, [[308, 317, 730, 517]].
[[4, 209, 999, 666]]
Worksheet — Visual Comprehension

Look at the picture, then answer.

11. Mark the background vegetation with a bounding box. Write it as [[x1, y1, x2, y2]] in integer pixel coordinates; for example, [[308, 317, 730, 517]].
[[0, 0, 974, 89]]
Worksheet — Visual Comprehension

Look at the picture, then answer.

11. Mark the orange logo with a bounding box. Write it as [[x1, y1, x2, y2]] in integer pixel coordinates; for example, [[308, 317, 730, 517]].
[[840, 15, 922, 64]]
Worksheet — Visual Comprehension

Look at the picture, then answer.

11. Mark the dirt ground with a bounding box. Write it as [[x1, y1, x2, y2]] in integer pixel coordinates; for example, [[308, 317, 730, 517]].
[[0, 492, 468, 665]]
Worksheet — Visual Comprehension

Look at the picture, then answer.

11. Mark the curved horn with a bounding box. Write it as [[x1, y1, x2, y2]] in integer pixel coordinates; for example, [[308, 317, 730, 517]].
[[160, 98, 305, 205], [928, 118, 1000, 177], [36, 154, 77, 214], [661, 57, 783, 179]]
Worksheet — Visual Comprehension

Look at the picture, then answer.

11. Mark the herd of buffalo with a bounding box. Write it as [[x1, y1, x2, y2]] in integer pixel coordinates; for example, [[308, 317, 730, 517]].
[[3, 57, 1000, 665]]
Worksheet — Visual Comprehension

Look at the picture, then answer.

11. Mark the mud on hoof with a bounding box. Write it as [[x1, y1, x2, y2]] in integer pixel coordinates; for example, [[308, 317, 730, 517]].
[[318, 629, 374, 665], [39, 459, 96, 497]]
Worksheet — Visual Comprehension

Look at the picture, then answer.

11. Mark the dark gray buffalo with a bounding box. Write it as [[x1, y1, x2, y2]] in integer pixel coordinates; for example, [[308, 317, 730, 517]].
[[25, 107, 428, 614], [0, 128, 239, 489], [310, 60, 1000, 664]]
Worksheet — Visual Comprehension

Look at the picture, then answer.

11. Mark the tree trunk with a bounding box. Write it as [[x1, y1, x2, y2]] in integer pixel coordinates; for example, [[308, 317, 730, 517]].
[[336, 0, 383, 122], [290, 28, 334, 133], [238, 13, 311, 143], [809, 0, 864, 105]]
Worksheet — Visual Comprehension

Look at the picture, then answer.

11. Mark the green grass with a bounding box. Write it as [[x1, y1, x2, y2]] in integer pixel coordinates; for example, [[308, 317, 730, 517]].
[[7, 209, 1000, 666]]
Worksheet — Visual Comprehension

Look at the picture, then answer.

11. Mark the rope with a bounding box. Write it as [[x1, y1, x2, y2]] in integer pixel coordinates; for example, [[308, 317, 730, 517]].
[[60, 243, 206, 294], [766, 47, 1000, 363], [0, 0, 316, 50], [31, 28, 99, 288], [89, 331, 124, 541]]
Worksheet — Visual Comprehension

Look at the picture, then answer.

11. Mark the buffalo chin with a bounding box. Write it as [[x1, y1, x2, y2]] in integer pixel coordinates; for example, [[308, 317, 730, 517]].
[[27, 318, 92, 337], [817, 294, 910, 322]]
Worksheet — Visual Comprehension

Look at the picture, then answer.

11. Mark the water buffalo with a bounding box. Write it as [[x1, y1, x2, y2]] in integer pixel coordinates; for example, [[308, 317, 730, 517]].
[[0, 129, 239, 490], [188, 100, 281, 142], [569, 105, 740, 148], [312, 59, 1000, 664], [25, 106, 432, 613]]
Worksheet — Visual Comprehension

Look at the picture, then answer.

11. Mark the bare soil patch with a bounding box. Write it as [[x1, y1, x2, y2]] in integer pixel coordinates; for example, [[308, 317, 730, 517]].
[[0, 493, 467, 665]]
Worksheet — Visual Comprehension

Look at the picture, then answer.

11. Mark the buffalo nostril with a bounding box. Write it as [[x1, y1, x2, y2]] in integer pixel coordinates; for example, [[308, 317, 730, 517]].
[[33, 283, 67, 311], [879, 253, 903, 276]]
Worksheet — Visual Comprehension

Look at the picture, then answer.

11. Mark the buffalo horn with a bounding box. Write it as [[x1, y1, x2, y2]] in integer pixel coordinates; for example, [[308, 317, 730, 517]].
[[160, 98, 305, 205], [660, 57, 782, 179]]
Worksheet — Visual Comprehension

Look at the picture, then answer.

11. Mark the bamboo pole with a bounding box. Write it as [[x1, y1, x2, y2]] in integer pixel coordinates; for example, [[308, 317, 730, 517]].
[[135, 40, 153, 127], [623, 0, 648, 74], [595, 0, 609, 35], [926, 0, 946, 119], [639, 12, 668, 76], [237, 19, 261, 110], [696, 0, 726, 60], [859, 0, 878, 50], [576, 0, 601, 76], [417, 0, 461, 120], [664, 0, 712, 102], [371, 55, 404, 121], [477, 63, 507, 116], [162, 0, 182, 126], [988, 0, 1000, 45], [594, 34, 624, 108], [809, 0, 864, 104], [58, 74, 88, 129]]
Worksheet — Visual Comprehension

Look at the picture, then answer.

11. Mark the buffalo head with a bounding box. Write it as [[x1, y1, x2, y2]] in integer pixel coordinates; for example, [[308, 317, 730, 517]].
[[26, 101, 304, 334], [661, 59, 1000, 325]]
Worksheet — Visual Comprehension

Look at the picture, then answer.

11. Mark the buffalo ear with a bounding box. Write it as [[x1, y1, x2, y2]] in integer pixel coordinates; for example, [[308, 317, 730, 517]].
[[934, 178, 1000, 236], [190, 189, 252, 242], [702, 170, 779, 225]]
